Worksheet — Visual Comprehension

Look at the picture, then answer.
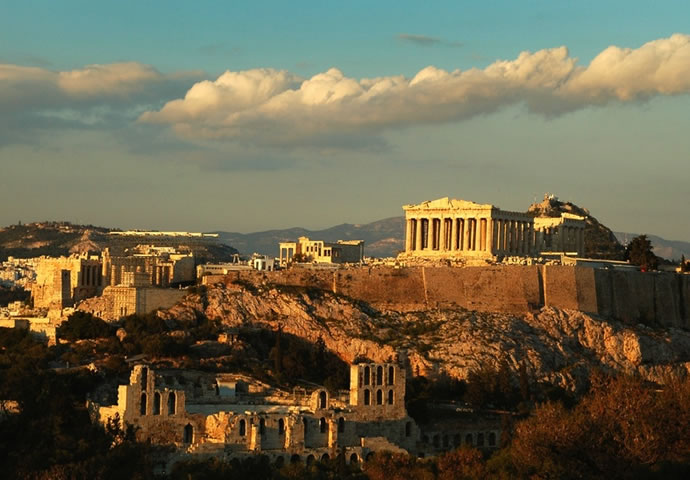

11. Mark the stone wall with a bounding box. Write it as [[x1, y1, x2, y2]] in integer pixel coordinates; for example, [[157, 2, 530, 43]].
[[222, 266, 690, 328]]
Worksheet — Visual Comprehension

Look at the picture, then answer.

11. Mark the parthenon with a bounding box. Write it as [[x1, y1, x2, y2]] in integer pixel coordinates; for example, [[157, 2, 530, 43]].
[[401, 197, 585, 261]]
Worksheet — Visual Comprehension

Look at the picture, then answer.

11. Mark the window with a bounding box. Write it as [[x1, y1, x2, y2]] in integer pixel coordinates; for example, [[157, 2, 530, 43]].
[[364, 389, 370, 405], [319, 391, 327, 409], [376, 366, 383, 385], [278, 418, 285, 435], [477, 433, 485, 447], [303, 417, 308, 434], [338, 417, 345, 433], [167, 392, 176, 415], [259, 418, 265, 435], [376, 389, 383, 405], [465, 434, 473, 445], [140, 393, 147, 415], [488, 432, 496, 447], [387, 389, 394, 405], [239, 419, 246, 436], [319, 417, 327, 433], [153, 392, 160, 415], [364, 366, 370, 385], [388, 366, 394, 385]]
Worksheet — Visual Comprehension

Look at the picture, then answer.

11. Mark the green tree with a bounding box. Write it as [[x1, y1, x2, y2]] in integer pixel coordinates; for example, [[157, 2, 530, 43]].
[[57, 311, 113, 341], [624, 234, 659, 271]]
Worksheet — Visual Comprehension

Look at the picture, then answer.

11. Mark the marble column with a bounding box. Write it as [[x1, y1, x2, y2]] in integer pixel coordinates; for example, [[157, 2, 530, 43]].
[[405, 219, 413, 252], [487, 219, 494, 253], [415, 218, 423, 251], [451, 218, 458, 251], [440, 217, 447, 251]]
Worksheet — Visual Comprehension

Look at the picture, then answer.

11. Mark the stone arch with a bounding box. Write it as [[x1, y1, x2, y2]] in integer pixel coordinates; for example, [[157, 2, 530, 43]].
[[454, 434, 461, 446], [387, 389, 394, 405], [364, 389, 370, 405], [338, 417, 345, 433], [140, 392, 147, 415], [321, 453, 330, 462], [306, 454, 315, 465], [319, 417, 327, 433], [349, 453, 359, 464], [465, 433, 473, 445], [365, 452, 375, 462], [364, 366, 370, 385], [376, 366, 383, 385], [376, 389, 383, 405], [477, 433, 485, 447], [239, 419, 246, 436], [278, 418, 285, 435], [388, 366, 394, 385], [488, 432, 496, 447], [153, 392, 161, 415], [141, 367, 148, 386], [183, 424, 193, 444], [290, 454, 301, 464], [167, 392, 176, 415], [319, 390, 327, 409]]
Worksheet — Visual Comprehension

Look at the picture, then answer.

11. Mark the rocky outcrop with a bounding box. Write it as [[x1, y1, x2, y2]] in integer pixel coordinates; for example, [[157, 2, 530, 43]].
[[160, 284, 690, 390]]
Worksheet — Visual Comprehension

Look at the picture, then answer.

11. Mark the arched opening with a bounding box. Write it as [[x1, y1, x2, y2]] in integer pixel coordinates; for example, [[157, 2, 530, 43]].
[[376, 366, 383, 385], [275, 456, 284, 468], [365, 452, 375, 462], [349, 453, 359, 464], [290, 454, 301, 464], [405, 422, 412, 437], [387, 389, 394, 405], [338, 417, 345, 433], [364, 366, 370, 385], [239, 419, 246, 436], [278, 418, 285, 435], [465, 433, 473, 445], [364, 389, 370, 405], [140, 393, 147, 415], [422, 435, 429, 444], [141, 367, 148, 386], [453, 434, 461, 446], [153, 392, 161, 415], [302, 417, 308, 434], [319, 390, 327, 409], [321, 453, 330, 462], [259, 418, 265, 435], [477, 433, 485, 447], [306, 454, 315, 465], [376, 389, 383, 405], [488, 432, 496, 447], [388, 366, 394, 385], [167, 392, 176, 415], [319, 417, 327, 433], [183, 424, 193, 444]]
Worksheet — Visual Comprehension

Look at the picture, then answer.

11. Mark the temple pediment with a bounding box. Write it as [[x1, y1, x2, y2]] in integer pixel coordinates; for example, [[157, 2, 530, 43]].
[[403, 197, 494, 211]]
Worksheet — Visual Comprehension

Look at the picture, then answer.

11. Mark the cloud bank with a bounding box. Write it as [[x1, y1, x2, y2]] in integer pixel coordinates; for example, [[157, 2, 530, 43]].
[[140, 34, 690, 147], [0, 62, 202, 145]]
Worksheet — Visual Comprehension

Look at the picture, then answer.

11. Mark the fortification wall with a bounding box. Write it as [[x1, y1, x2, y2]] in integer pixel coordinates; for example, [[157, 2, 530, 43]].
[[219, 266, 690, 329]]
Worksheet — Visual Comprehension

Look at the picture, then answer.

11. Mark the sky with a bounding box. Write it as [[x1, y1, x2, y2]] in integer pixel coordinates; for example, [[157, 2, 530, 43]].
[[1, 1, 689, 241]]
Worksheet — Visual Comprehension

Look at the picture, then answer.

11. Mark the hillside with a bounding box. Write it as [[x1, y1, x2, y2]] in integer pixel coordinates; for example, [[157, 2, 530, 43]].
[[0, 221, 238, 263], [527, 196, 625, 259], [159, 282, 690, 392]]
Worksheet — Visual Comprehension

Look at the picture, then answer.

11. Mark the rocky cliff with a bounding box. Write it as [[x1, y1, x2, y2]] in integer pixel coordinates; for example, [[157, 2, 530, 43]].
[[160, 283, 690, 390]]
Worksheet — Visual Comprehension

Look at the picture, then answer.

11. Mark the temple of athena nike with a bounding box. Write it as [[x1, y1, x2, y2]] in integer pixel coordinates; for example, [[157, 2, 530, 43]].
[[401, 197, 585, 262]]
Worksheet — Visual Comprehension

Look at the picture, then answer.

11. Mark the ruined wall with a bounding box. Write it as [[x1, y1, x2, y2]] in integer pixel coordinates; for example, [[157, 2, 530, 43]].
[[225, 266, 690, 329]]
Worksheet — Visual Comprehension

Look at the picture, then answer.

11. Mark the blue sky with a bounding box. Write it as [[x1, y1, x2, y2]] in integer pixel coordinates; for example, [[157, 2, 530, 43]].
[[1, 1, 689, 241]]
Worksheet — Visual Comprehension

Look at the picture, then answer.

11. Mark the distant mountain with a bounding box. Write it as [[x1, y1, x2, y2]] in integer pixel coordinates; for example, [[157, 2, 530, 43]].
[[0, 222, 238, 263], [614, 232, 690, 261], [216, 217, 405, 258]]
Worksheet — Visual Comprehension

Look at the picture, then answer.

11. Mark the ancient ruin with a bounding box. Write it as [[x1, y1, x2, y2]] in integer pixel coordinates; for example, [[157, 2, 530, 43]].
[[401, 197, 585, 262], [279, 237, 364, 267]]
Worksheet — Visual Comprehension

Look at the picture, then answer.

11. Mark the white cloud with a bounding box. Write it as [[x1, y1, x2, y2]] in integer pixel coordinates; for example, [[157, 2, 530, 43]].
[[140, 34, 690, 147]]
